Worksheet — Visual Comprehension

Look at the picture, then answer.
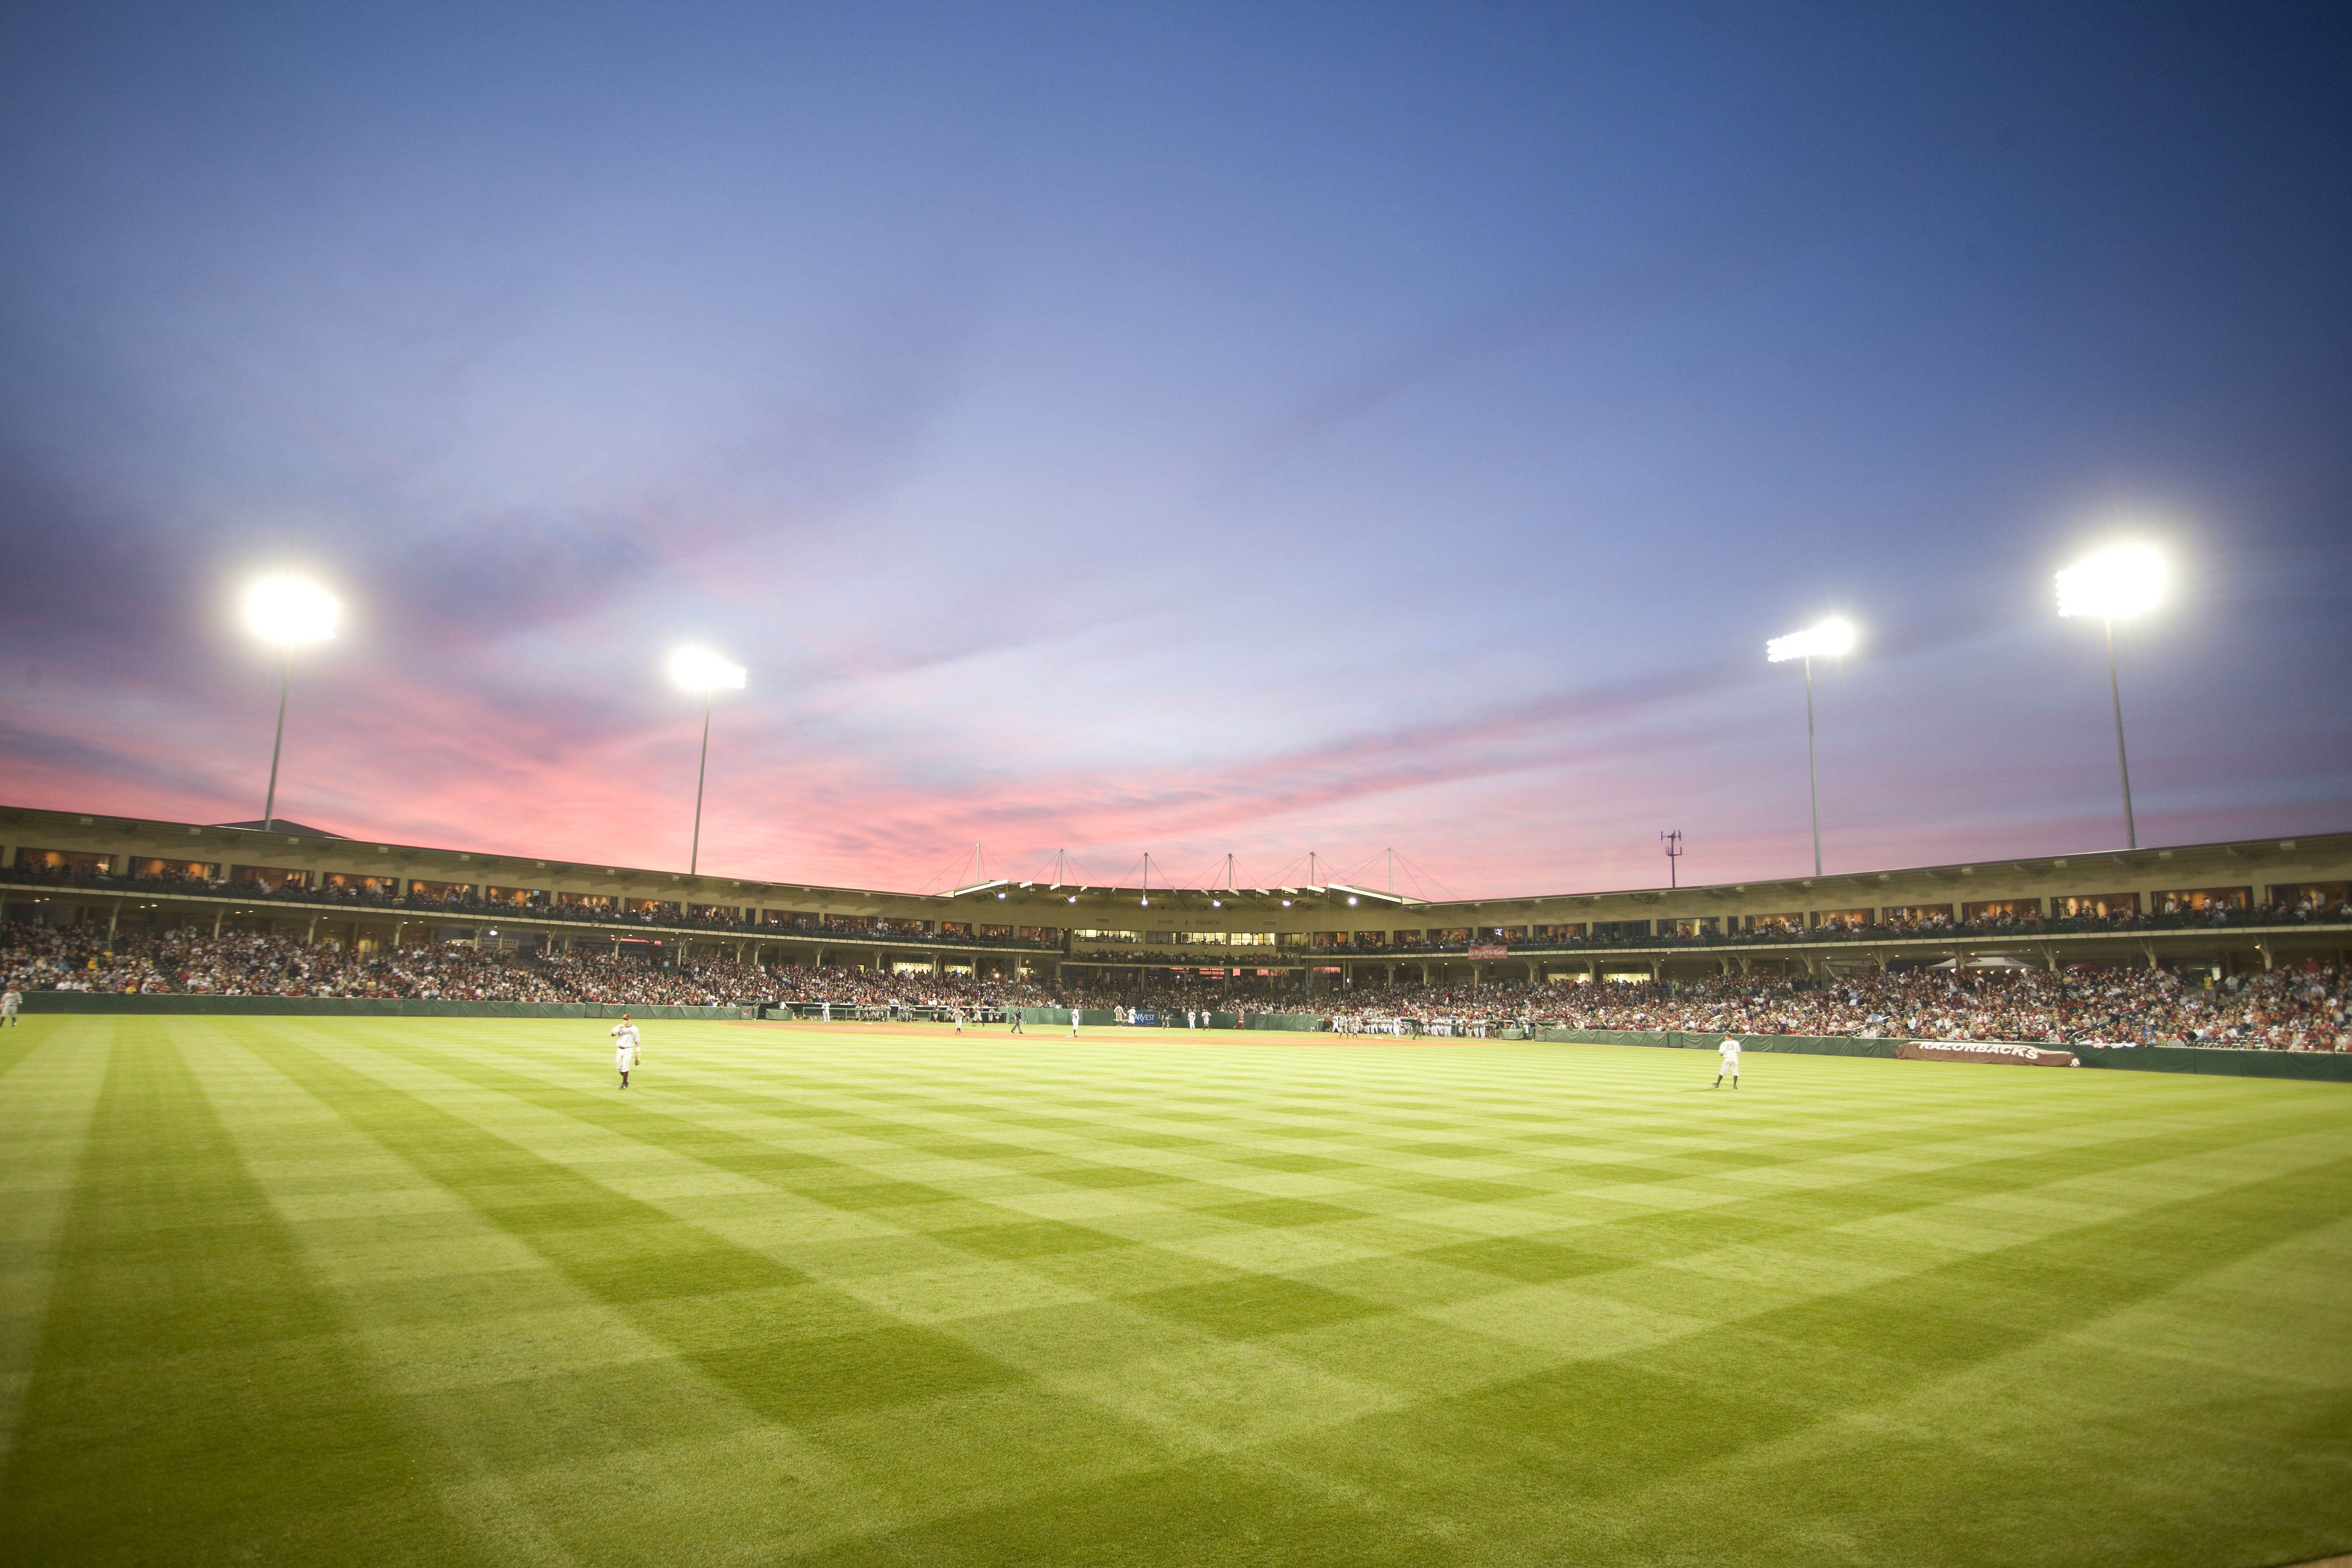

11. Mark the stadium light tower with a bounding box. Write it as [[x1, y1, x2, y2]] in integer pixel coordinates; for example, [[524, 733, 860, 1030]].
[[2056, 544, 2166, 849], [670, 648, 746, 874], [243, 576, 340, 833], [1765, 617, 1856, 877]]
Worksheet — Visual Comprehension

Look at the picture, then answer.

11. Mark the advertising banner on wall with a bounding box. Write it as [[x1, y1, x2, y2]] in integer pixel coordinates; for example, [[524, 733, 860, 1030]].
[[1898, 1040, 2080, 1068], [1467, 944, 1509, 959]]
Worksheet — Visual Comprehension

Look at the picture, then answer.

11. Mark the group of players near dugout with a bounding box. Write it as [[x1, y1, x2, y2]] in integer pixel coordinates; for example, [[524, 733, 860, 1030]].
[[591, 1006, 1749, 1090]]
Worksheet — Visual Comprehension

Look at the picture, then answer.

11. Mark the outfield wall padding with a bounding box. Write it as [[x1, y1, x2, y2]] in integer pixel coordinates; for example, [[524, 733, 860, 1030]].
[[1533, 1026, 2352, 1081], [2067, 1045, 2352, 1081], [1537, 1028, 1901, 1057], [16, 993, 761, 1021], [1004, 1008, 1250, 1029], [1006, 1008, 1118, 1027]]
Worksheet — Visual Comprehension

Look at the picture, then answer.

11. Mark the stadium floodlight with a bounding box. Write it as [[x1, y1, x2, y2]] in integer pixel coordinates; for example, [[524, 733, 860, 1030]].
[[669, 648, 747, 874], [1765, 617, 1856, 877], [2056, 544, 2165, 622], [2056, 544, 2166, 849], [1764, 618, 1855, 664], [246, 577, 340, 644], [669, 648, 746, 692], [242, 575, 340, 833]]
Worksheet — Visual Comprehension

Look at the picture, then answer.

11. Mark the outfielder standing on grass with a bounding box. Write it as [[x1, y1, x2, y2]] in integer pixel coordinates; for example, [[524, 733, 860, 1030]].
[[0, 987, 20, 1026], [1713, 1036, 1741, 1088], [612, 1013, 642, 1089]]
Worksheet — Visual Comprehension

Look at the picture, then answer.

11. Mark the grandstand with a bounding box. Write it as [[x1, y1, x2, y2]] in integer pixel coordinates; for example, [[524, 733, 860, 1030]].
[[3, 803, 2347, 1048]]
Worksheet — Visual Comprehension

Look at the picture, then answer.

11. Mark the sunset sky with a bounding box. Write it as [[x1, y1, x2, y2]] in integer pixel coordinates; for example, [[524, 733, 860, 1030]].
[[2, 3, 2347, 897]]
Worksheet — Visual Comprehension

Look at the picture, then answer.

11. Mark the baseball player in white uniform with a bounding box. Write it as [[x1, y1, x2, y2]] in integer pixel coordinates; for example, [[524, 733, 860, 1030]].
[[611, 1014, 641, 1089], [1069, 1005, 1081, 1038], [1714, 1037, 1741, 1088], [0, 988, 20, 1026]]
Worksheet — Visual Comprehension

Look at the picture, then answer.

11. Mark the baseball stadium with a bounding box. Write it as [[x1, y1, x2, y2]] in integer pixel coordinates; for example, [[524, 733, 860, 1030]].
[[8, 6, 2352, 1566], [4, 802, 2349, 1566]]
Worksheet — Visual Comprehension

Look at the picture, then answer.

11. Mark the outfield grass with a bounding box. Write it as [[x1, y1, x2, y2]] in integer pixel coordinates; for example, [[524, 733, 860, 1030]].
[[1, 1018, 2348, 1567]]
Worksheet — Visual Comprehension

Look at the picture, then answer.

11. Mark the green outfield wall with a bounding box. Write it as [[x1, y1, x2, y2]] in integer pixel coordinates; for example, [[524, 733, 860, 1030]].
[[1538, 1027, 1901, 1057], [2064, 1044, 2352, 1080], [1539, 1026, 2352, 1081], [1006, 1007, 1255, 1028]]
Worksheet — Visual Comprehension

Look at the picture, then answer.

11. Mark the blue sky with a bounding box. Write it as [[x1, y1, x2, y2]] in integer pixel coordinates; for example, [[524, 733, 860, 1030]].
[[1, 2, 2346, 894]]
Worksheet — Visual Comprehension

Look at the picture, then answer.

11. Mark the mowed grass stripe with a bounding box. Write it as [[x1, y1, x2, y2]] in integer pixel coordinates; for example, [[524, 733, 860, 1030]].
[[721, 1034, 2284, 1178], [262, 1034, 1085, 1426], [200, 1029, 962, 1566], [362, 1032, 1973, 1293], [414, 1028, 2151, 1199], [20, 1019, 2347, 1567], [0, 1024, 59, 1086], [328, 1030, 1477, 1324], [0, 1024, 112, 1475], [1555, 1198, 2352, 1568], [351, 1028, 2350, 1332], [256, 1029, 1386, 1542], [325, 1026, 2339, 1430], [351, 1033, 1199, 1239], [1246, 1153, 2352, 1568], [0, 1022, 484, 1566]]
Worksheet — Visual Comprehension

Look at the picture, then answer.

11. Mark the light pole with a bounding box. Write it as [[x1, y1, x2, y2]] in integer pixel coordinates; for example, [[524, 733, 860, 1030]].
[[2056, 544, 2165, 849], [1766, 617, 1856, 877], [243, 577, 340, 832], [669, 649, 746, 874]]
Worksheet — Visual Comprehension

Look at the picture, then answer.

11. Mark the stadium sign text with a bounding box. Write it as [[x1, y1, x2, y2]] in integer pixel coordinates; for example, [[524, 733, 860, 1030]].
[[1898, 1040, 2081, 1068]]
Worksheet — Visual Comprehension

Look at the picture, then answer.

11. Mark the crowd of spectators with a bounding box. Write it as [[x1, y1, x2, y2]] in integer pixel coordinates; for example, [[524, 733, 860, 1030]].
[[1310, 964, 2350, 1052], [4, 918, 2344, 1050], [1253, 894, 2352, 959], [3, 925, 583, 1001], [0, 922, 1115, 1010]]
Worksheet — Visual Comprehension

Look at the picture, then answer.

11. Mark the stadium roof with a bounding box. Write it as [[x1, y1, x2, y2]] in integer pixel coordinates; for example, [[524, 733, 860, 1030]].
[[210, 820, 347, 838]]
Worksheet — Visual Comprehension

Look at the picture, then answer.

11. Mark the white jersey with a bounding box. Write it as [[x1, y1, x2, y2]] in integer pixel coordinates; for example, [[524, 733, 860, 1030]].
[[0, 990, 18, 1014], [612, 1021, 641, 1070], [1718, 1038, 1741, 1068]]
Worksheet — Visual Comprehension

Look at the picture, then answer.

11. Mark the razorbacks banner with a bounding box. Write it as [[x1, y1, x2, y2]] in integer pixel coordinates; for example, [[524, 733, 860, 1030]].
[[1467, 944, 1509, 960], [1899, 1040, 2079, 1068]]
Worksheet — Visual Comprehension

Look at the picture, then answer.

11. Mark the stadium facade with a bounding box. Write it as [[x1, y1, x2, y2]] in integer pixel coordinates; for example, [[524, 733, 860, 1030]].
[[3, 803, 2347, 989]]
